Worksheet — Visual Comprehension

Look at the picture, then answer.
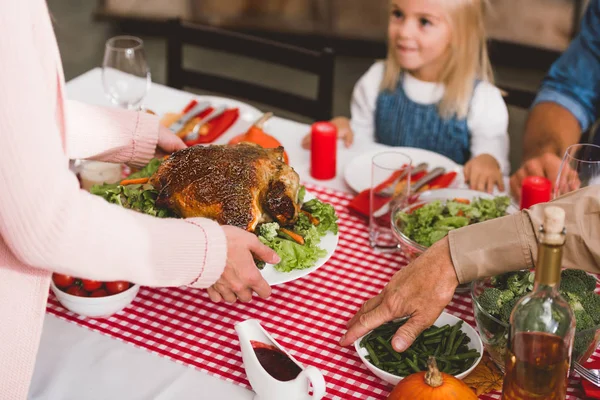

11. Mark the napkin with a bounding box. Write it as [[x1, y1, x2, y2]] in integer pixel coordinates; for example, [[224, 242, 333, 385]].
[[347, 170, 458, 217], [347, 169, 424, 217], [184, 108, 240, 146], [581, 360, 600, 398], [160, 100, 240, 146]]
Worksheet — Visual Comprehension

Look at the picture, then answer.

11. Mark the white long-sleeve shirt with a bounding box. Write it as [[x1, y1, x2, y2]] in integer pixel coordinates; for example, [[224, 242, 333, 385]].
[[350, 62, 511, 175]]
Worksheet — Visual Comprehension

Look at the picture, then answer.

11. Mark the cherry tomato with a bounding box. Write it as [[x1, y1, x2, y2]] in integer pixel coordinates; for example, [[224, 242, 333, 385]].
[[105, 281, 130, 295], [90, 289, 108, 297], [81, 279, 102, 292], [66, 285, 88, 297], [52, 273, 75, 289]]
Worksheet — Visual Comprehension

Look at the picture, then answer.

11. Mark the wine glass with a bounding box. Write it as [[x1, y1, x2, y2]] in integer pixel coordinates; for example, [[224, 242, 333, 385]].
[[102, 36, 151, 110], [554, 143, 600, 199]]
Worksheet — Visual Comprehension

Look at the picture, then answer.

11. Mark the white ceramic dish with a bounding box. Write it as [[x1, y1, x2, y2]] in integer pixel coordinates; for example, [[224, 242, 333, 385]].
[[50, 280, 140, 318], [261, 191, 339, 286], [344, 147, 464, 194], [354, 312, 484, 385]]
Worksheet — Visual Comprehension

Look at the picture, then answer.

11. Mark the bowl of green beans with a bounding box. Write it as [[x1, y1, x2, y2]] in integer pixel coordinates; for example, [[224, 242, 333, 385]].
[[354, 312, 483, 385]]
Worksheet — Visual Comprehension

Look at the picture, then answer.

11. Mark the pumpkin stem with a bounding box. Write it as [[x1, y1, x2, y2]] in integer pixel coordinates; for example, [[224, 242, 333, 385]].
[[424, 357, 444, 388]]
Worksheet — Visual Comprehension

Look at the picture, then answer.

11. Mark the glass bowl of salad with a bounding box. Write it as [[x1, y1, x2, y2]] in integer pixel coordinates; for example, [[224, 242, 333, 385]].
[[391, 189, 515, 291]]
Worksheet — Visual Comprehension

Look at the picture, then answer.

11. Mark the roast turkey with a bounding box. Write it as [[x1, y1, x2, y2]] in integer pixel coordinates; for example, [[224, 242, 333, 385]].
[[149, 143, 300, 231]]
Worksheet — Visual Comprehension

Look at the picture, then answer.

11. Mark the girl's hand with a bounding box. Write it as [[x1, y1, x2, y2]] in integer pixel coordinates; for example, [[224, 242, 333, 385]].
[[155, 125, 187, 158], [301, 117, 354, 149], [464, 154, 505, 193]]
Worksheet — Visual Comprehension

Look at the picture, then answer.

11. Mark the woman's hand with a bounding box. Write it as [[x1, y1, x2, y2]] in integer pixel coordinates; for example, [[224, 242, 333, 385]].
[[301, 117, 354, 149], [207, 226, 280, 304], [155, 125, 187, 158], [464, 154, 505, 193], [339, 237, 458, 352]]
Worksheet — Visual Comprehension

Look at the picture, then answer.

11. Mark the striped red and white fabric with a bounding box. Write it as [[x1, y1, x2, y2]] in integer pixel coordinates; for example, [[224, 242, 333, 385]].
[[46, 183, 594, 399]]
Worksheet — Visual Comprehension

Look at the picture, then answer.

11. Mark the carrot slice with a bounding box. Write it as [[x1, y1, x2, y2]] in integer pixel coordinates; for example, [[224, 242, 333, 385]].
[[279, 228, 305, 245], [120, 177, 149, 186], [301, 210, 320, 226]]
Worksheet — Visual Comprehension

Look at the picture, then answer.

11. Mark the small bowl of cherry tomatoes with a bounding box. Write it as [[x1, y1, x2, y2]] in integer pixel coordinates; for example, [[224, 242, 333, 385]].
[[50, 274, 140, 318]]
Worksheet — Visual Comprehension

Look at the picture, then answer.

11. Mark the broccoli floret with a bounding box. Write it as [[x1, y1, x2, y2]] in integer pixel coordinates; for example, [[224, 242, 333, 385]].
[[259, 222, 280, 242], [564, 294, 596, 331], [479, 288, 515, 315], [574, 330, 596, 362], [575, 309, 596, 331], [499, 296, 521, 323], [507, 271, 535, 296], [560, 276, 589, 299], [562, 269, 597, 292], [582, 291, 600, 325]]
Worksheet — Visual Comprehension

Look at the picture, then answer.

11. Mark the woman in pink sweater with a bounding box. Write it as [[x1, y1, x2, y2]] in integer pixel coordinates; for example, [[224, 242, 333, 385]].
[[0, 1, 280, 398]]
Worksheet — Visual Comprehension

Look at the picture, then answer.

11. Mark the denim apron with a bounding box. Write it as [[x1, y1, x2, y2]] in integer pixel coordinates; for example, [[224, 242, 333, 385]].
[[374, 78, 473, 165]]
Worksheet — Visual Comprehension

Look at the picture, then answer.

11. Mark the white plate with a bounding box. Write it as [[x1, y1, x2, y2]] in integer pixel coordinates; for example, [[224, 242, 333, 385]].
[[354, 312, 483, 385], [171, 95, 263, 145], [260, 191, 339, 286], [344, 147, 464, 193]]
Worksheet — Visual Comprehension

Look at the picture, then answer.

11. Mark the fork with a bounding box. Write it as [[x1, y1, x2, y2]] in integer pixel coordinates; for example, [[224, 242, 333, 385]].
[[186, 105, 227, 141], [574, 361, 600, 387]]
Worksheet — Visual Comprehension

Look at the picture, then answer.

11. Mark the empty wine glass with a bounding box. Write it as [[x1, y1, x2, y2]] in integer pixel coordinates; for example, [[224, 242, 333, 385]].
[[102, 36, 151, 110], [554, 143, 600, 199]]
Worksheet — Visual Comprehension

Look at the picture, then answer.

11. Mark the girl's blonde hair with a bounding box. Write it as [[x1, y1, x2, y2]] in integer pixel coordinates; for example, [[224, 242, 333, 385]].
[[381, 0, 493, 119]]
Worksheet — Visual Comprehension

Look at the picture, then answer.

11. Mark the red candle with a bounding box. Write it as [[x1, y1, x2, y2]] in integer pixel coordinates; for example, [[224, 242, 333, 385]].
[[520, 176, 552, 209], [310, 122, 337, 180]]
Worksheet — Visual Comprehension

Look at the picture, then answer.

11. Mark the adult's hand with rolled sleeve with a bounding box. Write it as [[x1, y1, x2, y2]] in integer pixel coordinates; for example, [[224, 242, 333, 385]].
[[339, 237, 459, 352]]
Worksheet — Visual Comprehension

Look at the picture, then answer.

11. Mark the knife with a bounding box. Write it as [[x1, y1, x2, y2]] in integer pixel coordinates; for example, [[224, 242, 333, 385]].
[[410, 166, 446, 193], [169, 101, 211, 133], [184, 105, 228, 141], [373, 166, 446, 218]]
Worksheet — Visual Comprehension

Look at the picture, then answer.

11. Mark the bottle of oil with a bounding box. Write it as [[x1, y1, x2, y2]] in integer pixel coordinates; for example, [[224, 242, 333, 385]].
[[502, 206, 575, 400]]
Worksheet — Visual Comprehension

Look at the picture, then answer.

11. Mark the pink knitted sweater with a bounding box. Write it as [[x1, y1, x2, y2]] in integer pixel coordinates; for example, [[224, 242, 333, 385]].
[[0, 1, 227, 398]]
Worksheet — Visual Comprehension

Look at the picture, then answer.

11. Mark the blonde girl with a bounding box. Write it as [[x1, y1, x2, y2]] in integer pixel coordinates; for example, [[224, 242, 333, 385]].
[[303, 0, 509, 192]]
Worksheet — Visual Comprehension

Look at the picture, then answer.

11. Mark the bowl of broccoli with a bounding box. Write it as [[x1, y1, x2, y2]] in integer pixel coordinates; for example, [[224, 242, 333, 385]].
[[471, 269, 600, 371]]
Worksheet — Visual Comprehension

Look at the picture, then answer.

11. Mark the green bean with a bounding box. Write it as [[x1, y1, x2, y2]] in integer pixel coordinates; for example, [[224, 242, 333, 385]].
[[365, 342, 380, 366], [405, 357, 421, 373], [444, 321, 462, 355], [441, 351, 480, 361], [423, 324, 450, 338], [376, 336, 403, 361], [450, 333, 467, 355], [424, 337, 442, 345]]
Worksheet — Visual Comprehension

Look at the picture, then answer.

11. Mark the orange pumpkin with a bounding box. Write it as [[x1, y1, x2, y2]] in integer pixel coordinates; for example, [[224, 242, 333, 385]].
[[387, 357, 477, 400], [228, 112, 289, 164]]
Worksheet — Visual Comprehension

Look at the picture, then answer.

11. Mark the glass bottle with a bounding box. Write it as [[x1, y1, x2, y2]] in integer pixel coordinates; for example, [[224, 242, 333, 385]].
[[502, 206, 575, 400]]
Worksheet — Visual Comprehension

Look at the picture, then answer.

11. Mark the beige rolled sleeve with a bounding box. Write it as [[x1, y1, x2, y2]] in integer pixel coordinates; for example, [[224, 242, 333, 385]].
[[448, 185, 600, 284]]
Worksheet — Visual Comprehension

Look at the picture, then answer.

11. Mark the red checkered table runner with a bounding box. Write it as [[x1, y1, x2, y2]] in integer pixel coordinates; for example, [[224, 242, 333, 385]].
[[46, 183, 594, 399]]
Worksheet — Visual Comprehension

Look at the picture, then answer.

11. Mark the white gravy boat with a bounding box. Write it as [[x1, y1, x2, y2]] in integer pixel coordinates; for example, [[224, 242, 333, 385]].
[[235, 319, 326, 400]]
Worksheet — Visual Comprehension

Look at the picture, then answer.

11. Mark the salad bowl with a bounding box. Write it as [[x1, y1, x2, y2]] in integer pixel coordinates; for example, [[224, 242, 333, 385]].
[[391, 189, 517, 291]]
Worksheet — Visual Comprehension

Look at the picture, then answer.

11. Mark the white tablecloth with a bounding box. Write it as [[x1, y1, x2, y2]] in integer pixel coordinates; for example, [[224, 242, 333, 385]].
[[30, 68, 387, 400]]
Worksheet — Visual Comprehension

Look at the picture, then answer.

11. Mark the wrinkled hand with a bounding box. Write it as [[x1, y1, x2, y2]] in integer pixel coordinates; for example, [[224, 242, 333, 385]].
[[464, 154, 505, 193], [509, 152, 562, 201], [301, 117, 354, 149], [207, 226, 280, 304], [155, 125, 187, 159], [339, 237, 458, 352]]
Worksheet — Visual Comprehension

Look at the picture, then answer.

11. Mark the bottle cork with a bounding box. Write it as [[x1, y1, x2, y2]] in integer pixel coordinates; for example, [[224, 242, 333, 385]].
[[543, 206, 566, 245]]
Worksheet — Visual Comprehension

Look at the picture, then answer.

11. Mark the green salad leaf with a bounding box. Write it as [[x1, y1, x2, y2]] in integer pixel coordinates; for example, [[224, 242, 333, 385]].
[[90, 158, 174, 218], [399, 196, 510, 247], [258, 196, 339, 272], [302, 198, 339, 235]]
